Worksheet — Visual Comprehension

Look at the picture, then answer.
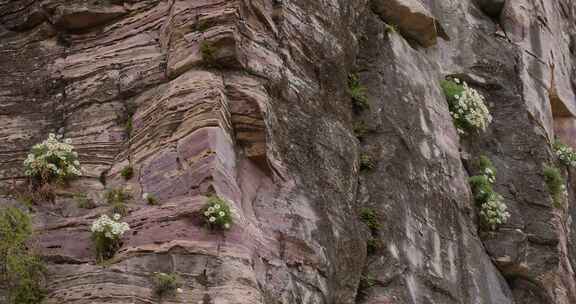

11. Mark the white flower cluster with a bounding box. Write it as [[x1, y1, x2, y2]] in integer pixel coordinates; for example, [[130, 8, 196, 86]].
[[91, 214, 130, 239], [202, 197, 232, 230], [480, 193, 510, 230], [204, 203, 230, 229], [554, 141, 576, 167], [448, 79, 492, 134], [23, 133, 81, 181], [476, 158, 509, 230], [483, 167, 496, 184]]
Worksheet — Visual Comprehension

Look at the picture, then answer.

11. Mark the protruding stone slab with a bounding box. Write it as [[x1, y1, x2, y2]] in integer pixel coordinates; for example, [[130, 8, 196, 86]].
[[371, 0, 449, 47], [51, 4, 127, 30]]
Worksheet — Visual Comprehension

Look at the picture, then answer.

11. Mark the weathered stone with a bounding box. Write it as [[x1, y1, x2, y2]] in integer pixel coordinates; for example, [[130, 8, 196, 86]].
[[49, 3, 128, 31], [371, 0, 449, 47], [1, 0, 576, 303], [475, 0, 506, 18]]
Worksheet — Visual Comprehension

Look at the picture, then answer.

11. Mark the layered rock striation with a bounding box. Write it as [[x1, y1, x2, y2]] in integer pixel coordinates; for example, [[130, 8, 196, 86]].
[[1, 0, 576, 303]]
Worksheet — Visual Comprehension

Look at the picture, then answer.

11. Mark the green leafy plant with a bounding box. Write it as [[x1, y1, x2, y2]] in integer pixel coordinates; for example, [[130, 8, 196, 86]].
[[384, 23, 398, 34], [359, 153, 375, 171], [469, 156, 509, 230], [125, 119, 133, 135], [152, 272, 182, 298], [348, 74, 369, 111], [356, 274, 377, 301], [201, 196, 233, 230], [142, 193, 158, 206], [90, 214, 130, 262], [0, 207, 46, 304], [543, 165, 566, 208], [359, 208, 380, 233], [16, 194, 34, 211], [23, 133, 81, 185], [105, 188, 132, 216], [353, 121, 369, 140], [478, 155, 497, 183], [441, 78, 492, 134], [200, 41, 217, 66], [75, 193, 96, 209], [194, 20, 210, 32], [553, 139, 576, 168], [118, 102, 137, 138], [366, 237, 380, 255], [120, 166, 134, 180], [469, 175, 493, 204], [359, 208, 381, 254]]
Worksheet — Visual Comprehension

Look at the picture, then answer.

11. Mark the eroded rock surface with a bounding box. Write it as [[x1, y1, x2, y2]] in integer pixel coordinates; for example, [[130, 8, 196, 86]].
[[1, 0, 576, 304]]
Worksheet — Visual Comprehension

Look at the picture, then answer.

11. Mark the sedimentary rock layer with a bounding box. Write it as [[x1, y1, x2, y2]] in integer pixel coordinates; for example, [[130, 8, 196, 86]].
[[1, 0, 576, 303]]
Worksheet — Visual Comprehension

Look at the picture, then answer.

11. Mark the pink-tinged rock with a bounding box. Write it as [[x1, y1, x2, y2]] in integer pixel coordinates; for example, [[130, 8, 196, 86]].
[[50, 4, 127, 30]]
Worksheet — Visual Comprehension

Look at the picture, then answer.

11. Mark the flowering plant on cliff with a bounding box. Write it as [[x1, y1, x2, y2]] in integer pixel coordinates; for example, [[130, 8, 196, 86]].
[[91, 214, 130, 261], [201, 196, 232, 230], [543, 165, 567, 208], [479, 192, 509, 230], [553, 139, 576, 168], [469, 156, 509, 230], [152, 272, 182, 298], [441, 78, 492, 134], [23, 133, 81, 184]]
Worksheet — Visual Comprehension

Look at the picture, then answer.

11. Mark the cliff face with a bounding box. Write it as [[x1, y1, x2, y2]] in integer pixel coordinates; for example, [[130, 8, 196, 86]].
[[1, 0, 576, 303]]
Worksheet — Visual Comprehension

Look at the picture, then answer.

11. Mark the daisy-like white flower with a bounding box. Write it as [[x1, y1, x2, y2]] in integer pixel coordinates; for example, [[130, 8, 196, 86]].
[[219, 211, 225, 217], [23, 133, 81, 182], [209, 217, 216, 223]]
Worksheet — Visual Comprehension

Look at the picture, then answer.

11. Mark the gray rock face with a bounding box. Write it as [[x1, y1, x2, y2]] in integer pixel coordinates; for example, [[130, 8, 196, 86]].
[[0, 0, 575, 304]]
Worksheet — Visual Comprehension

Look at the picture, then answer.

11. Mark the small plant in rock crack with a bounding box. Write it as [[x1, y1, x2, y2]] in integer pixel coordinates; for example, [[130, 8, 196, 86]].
[[91, 214, 130, 262], [119, 102, 137, 138], [477, 155, 496, 183], [194, 20, 211, 32], [201, 196, 233, 230], [152, 272, 183, 298], [200, 41, 217, 66], [366, 237, 381, 255], [120, 165, 134, 180], [469, 156, 509, 230], [105, 188, 132, 216], [23, 133, 81, 186], [441, 78, 492, 135], [359, 208, 380, 233], [142, 193, 158, 206], [348, 74, 369, 111], [356, 274, 377, 300], [384, 23, 398, 34], [359, 153, 375, 171], [353, 121, 370, 140], [0, 206, 46, 304], [359, 208, 381, 254], [543, 165, 567, 208], [553, 139, 576, 168]]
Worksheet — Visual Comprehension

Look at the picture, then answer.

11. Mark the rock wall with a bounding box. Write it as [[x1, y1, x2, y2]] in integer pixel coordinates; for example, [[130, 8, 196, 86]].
[[0, 0, 575, 303]]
